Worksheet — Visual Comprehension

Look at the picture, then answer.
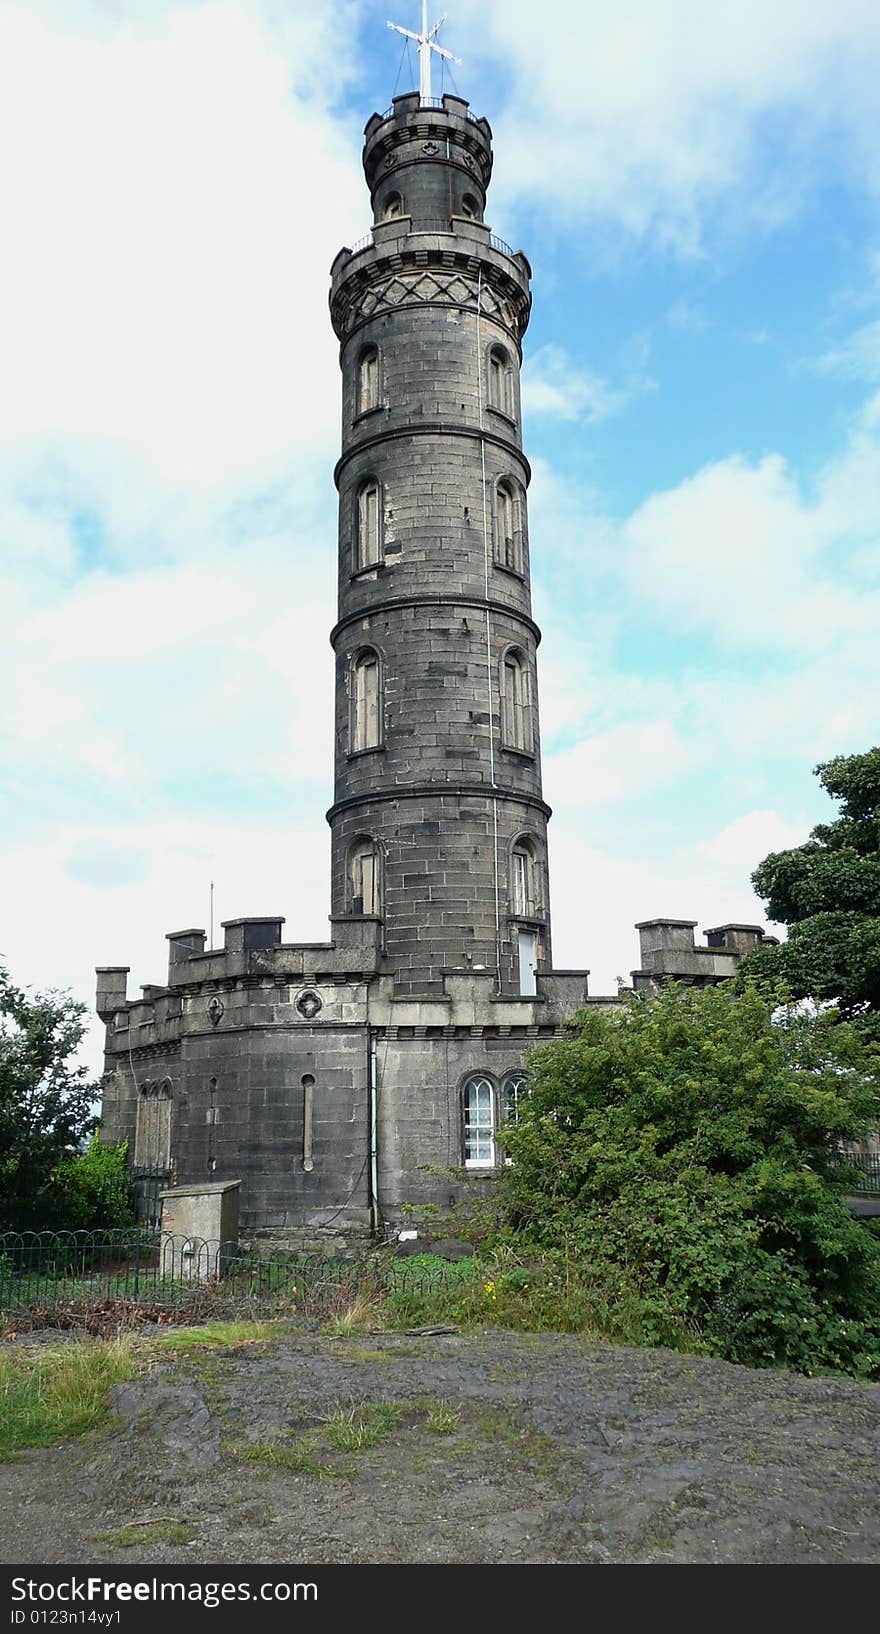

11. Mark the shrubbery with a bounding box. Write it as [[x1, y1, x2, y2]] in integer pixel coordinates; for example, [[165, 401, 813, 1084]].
[[497, 983, 880, 1377], [50, 1133, 134, 1231]]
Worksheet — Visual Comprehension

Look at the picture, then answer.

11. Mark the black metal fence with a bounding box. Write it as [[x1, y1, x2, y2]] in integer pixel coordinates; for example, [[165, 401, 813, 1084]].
[[838, 1152, 880, 1193], [0, 1229, 469, 1321], [130, 1166, 171, 1230]]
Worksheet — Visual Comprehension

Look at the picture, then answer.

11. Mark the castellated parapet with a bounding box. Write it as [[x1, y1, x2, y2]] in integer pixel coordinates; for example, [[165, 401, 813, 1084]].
[[98, 913, 598, 1238]]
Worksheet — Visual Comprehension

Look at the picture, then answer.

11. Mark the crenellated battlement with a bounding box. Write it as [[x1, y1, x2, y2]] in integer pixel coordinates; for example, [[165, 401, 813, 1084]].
[[631, 918, 779, 991], [97, 912, 599, 1054]]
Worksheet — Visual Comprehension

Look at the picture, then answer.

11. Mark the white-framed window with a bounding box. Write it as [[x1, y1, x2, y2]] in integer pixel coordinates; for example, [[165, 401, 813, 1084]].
[[500, 1072, 528, 1125], [383, 191, 403, 220], [357, 346, 379, 416], [502, 648, 532, 753], [355, 478, 381, 570], [352, 649, 381, 751], [495, 479, 522, 573], [350, 839, 381, 916], [488, 345, 514, 417], [461, 192, 480, 220], [511, 838, 539, 918], [463, 1075, 495, 1168]]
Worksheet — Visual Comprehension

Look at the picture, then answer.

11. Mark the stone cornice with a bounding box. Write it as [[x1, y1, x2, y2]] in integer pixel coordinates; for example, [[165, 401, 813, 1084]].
[[330, 241, 530, 345], [334, 421, 530, 488], [330, 595, 542, 648], [327, 784, 552, 824]]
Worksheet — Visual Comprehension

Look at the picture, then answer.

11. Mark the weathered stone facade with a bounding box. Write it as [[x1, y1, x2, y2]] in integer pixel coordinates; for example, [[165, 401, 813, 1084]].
[[96, 91, 776, 1242]]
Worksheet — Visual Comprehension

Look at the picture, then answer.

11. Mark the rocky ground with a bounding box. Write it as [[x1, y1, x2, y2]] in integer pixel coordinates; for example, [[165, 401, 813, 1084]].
[[1, 1327, 878, 1565]]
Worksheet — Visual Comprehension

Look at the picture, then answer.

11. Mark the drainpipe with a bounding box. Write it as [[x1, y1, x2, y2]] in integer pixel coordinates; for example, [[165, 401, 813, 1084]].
[[369, 1033, 379, 1236]]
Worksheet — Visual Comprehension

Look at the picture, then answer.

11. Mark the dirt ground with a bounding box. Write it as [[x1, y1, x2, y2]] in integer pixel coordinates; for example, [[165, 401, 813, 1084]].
[[1, 1326, 878, 1566]]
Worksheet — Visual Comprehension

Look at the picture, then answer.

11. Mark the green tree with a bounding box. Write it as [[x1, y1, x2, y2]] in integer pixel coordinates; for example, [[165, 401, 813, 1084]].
[[740, 747, 880, 1036], [0, 966, 99, 1224], [499, 983, 880, 1376], [52, 1132, 135, 1230]]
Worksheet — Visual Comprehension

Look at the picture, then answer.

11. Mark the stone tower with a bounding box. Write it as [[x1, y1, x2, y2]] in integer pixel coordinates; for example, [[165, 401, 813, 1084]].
[[328, 91, 552, 997], [96, 75, 620, 1243]]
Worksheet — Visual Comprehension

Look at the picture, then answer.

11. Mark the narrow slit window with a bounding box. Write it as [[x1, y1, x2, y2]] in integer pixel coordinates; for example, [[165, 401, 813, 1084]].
[[488, 346, 513, 417], [502, 650, 532, 753], [350, 840, 381, 916], [496, 480, 522, 572], [356, 479, 381, 570], [352, 650, 381, 751], [358, 347, 379, 415], [511, 841, 538, 917]]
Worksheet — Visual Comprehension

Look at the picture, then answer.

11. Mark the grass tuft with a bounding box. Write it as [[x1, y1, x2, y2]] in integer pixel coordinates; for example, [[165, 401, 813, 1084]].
[[101, 1517, 195, 1549], [0, 1339, 137, 1461], [322, 1401, 405, 1450], [153, 1320, 279, 1352], [226, 1439, 336, 1478], [424, 1399, 460, 1436], [322, 1290, 386, 1337]]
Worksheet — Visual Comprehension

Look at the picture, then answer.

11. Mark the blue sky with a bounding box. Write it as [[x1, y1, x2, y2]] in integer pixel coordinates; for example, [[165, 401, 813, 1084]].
[[1, 0, 879, 1073]]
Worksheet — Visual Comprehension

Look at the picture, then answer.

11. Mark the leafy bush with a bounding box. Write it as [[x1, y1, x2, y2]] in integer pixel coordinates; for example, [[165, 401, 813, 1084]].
[[498, 983, 880, 1377], [50, 1133, 135, 1230]]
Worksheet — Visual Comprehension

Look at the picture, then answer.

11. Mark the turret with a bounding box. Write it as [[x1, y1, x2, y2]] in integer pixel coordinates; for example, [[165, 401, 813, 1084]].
[[327, 88, 550, 997]]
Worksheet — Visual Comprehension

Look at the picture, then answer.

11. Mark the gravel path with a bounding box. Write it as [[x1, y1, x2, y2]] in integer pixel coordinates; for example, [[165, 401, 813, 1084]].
[[1, 1328, 878, 1565]]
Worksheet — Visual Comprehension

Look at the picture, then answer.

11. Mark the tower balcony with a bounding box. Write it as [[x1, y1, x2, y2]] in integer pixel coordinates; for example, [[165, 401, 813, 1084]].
[[329, 215, 532, 346]]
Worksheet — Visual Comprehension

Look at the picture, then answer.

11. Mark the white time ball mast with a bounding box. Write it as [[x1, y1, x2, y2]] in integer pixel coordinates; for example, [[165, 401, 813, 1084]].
[[388, 2, 460, 105]]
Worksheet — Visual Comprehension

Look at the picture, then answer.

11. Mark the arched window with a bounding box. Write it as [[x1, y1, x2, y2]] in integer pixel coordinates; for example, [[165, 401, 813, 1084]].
[[134, 1078, 172, 1170], [488, 345, 513, 417], [495, 479, 522, 573], [355, 478, 381, 570], [357, 346, 379, 416], [511, 837, 540, 918], [350, 838, 382, 916], [501, 648, 532, 753], [383, 191, 403, 220], [500, 1072, 528, 1125], [351, 648, 381, 752], [461, 192, 480, 220], [463, 1075, 495, 1168]]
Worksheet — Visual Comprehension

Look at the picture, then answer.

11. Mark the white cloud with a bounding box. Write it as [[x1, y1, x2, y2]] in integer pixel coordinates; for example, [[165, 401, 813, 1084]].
[[0, 2, 363, 498], [619, 445, 880, 651], [814, 319, 880, 384], [0, 809, 331, 1079], [522, 343, 651, 424], [545, 720, 691, 812], [547, 807, 789, 993], [666, 299, 709, 333], [453, 0, 880, 251], [0, 536, 335, 803]]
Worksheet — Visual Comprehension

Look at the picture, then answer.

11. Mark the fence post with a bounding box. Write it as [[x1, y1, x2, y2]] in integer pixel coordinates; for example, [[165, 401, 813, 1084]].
[[133, 1229, 140, 1298]]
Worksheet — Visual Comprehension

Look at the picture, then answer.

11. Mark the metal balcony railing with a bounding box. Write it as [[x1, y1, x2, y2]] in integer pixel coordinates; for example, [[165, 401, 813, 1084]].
[[836, 1152, 880, 1192], [343, 223, 517, 260], [379, 98, 481, 123]]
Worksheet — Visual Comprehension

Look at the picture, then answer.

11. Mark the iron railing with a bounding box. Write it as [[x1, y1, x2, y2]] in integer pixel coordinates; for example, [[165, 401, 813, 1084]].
[[0, 1230, 471, 1317], [379, 99, 481, 124], [835, 1152, 880, 1193], [131, 1165, 171, 1230], [343, 223, 517, 260]]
